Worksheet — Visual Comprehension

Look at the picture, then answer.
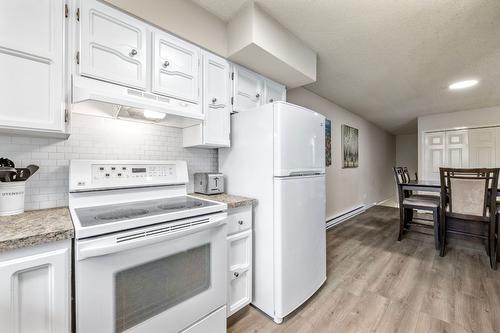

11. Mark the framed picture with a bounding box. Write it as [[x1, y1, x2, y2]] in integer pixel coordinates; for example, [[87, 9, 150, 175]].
[[325, 119, 332, 166], [342, 124, 358, 168]]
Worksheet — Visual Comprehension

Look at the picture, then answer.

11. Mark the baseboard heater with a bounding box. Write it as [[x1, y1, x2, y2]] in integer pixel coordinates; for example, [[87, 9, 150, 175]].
[[326, 204, 371, 229]]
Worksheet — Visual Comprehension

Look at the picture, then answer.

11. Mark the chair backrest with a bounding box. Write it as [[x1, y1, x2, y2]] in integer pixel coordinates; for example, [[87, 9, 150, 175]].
[[393, 167, 412, 200], [439, 168, 499, 218]]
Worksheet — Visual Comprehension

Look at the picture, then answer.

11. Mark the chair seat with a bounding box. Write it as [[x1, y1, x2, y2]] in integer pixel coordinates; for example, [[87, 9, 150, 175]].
[[403, 194, 440, 208]]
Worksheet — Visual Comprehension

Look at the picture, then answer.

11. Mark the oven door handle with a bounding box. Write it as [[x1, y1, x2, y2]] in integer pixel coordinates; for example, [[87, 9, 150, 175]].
[[77, 216, 227, 261]]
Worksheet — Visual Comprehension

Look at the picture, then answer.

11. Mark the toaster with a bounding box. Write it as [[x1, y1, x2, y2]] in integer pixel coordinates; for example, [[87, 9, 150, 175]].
[[194, 173, 224, 195]]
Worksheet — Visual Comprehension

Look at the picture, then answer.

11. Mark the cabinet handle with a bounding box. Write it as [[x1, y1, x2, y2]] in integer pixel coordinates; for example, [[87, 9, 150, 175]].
[[234, 272, 240, 278], [238, 220, 244, 225], [163, 60, 170, 68], [256, 93, 260, 98], [130, 49, 138, 57], [269, 98, 274, 103], [212, 97, 217, 103]]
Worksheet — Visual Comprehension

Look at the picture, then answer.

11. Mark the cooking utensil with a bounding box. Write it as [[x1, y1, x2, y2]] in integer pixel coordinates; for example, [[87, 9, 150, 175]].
[[26, 165, 39, 177], [0, 167, 17, 182], [0, 158, 15, 168], [13, 168, 31, 181]]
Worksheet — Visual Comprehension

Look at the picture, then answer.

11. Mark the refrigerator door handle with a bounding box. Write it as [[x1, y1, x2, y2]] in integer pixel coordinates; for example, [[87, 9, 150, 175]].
[[288, 171, 323, 176]]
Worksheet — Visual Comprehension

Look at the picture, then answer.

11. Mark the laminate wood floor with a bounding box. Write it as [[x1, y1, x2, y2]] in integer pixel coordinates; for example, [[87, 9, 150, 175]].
[[227, 205, 500, 333]]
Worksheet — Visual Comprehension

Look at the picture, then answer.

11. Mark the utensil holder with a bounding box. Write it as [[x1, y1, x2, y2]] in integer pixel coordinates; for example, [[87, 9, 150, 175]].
[[0, 181, 26, 216]]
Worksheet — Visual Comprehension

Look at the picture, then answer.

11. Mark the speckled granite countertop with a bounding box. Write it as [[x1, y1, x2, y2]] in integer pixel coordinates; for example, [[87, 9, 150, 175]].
[[0, 208, 74, 252], [190, 193, 257, 209]]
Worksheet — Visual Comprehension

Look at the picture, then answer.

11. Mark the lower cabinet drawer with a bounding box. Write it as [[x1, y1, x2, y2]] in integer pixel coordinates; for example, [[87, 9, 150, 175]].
[[227, 229, 252, 317], [226, 206, 252, 236]]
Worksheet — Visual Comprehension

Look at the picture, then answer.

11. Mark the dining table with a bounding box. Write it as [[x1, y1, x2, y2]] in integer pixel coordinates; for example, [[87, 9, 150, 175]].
[[400, 180, 500, 197]]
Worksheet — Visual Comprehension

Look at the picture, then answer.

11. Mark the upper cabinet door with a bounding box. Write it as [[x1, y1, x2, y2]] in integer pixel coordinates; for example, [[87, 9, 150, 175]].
[[152, 31, 201, 104], [469, 127, 496, 168], [204, 51, 230, 146], [233, 66, 264, 111], [79, 0, 148, 90], [264, 79, 286, 104], [0, 0, 64, 133]]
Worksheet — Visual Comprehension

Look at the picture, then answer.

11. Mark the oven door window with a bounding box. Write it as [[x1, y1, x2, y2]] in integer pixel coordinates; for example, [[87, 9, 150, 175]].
[[115, 244, 211, 332]]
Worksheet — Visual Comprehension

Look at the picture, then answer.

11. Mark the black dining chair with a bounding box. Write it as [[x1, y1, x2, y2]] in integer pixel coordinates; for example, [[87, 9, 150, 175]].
[[393, 167, 441, 249], [439, 168, 499, 270]]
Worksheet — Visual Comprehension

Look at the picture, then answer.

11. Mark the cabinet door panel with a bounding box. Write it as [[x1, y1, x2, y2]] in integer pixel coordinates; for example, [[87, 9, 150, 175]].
[[0, 0, 64, 132], [204, 53, 230, 146], [80, 0, 147, 89], [423, 132, 445, 180], [264, 79, 286, 104], [233, 66, 263, 110], [0, 241, 70, 333], [152, 31, 200, 104], [227, 230, 252, 317], [469, 128, 496, 168]]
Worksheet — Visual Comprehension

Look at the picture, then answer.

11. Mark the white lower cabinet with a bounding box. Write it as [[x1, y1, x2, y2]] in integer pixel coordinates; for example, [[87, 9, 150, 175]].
[[0, 240, 71, 333], [226, 206, 253, 317]]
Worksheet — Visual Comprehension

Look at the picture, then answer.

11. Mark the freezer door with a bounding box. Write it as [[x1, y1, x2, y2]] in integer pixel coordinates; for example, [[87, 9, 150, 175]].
[[274, 175, 326, 319], [274, 103, 326, 177]]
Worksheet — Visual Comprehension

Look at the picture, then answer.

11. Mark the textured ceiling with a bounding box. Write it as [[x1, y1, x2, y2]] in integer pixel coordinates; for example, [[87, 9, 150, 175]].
[[192, 0, 500, 134]]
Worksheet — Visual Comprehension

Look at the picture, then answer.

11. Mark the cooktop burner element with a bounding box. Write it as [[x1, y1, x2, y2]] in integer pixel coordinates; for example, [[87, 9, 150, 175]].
[[75, 196, 217, 228]]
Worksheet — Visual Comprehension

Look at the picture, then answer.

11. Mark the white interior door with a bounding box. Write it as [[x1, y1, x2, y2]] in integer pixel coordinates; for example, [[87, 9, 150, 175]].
[[274, 175, 326, 319], [446, 130, 469, 168], [274, 103, 325, 176], [203, 52, 230, 146], [496, 127, 500, 167], [152, 31, 200, 104], [469, 127, 496, 168], [264, 79, 286, 104], [423, 132, 445, 180], [233, 66, 263, 110], [0, 0, 64, 132]]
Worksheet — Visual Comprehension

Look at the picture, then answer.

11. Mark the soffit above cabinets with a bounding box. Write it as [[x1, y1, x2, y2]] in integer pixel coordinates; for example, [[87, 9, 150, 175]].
[[226, 2, 317, 88]]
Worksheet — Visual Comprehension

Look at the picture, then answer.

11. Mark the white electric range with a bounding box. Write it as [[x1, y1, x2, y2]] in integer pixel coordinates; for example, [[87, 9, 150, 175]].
[[68, 160, 228, 333]]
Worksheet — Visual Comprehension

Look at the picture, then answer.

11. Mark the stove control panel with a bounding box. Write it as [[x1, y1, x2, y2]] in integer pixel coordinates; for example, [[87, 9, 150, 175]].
[[69, 160, 189, 192]]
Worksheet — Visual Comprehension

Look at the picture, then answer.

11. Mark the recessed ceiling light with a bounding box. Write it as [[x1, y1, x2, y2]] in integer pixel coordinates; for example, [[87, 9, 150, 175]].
[[143, 110, 166, 120], [448, 79, 478, 90]]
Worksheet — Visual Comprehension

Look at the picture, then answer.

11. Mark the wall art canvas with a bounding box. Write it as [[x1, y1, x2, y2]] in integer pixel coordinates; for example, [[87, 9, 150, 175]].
[[325, 119, 332, 166], [342, 124, 359, 168]]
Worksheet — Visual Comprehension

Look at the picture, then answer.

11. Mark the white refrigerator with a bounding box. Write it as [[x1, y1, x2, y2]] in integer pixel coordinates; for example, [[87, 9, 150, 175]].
[[219, 102, 326, 324]]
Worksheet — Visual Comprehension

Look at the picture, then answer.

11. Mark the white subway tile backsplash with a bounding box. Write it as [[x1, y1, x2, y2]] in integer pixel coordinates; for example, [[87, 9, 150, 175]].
[[2, 113, 218, 210]]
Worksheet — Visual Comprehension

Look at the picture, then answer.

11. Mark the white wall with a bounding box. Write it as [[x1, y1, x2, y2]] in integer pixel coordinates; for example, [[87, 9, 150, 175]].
[[417, 106, 500, 178], [2, 114, 217, 210], [396, 133, 418, 177], [288, 87, 396, 219], [105, 0, 228, 56]]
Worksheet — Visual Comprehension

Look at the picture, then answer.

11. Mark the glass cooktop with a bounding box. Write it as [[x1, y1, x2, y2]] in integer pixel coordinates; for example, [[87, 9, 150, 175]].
[[75, 196, 218, 228]]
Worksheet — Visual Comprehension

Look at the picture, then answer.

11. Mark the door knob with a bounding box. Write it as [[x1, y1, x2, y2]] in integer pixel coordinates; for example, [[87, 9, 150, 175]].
[[234, 272, 239, 278], [256, 93, 260, 98], [269, 98, 274, 102], [212, 97, 217, 103], [163, 60, 170, 67], [129, 49, 138, 57]]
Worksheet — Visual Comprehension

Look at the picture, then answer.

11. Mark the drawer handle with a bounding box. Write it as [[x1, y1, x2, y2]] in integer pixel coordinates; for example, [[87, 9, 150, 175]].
[[163, 60, 170, 68], [130, 49, 138, 57], [212, 97, 217, 103], [238, 220, 244, 225], [234, 272, 239, 278]]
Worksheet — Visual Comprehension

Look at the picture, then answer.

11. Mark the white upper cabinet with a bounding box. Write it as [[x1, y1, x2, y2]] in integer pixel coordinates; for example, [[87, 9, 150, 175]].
[[79, 0, 148, 90], [264, 79, 286, 104], [233, 65, 286, 111], [183, 51, 230, 147], [0, 0, 66, 136], [203, 52, 230, 146], [152, 31, 201, 104], [469, 127, 496, 168], [233, 65, 264, 111]]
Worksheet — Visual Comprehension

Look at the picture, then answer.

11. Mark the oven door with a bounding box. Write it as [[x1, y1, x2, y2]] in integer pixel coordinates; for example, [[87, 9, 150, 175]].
[[75, 213, 227, 333]]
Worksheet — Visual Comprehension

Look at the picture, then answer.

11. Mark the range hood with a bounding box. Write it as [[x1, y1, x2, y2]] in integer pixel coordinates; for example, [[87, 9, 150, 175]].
[[72, 76, 204, 128]]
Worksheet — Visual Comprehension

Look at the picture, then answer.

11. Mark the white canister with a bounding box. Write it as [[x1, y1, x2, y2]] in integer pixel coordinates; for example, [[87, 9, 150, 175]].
[[0, 182, 26, 216]]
